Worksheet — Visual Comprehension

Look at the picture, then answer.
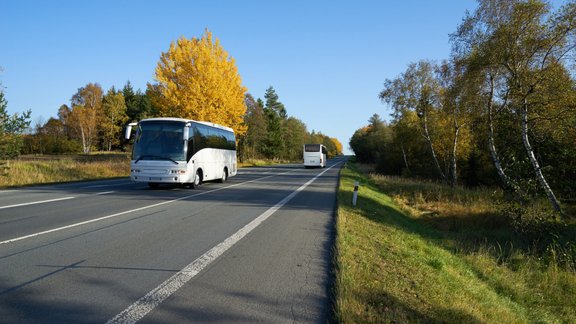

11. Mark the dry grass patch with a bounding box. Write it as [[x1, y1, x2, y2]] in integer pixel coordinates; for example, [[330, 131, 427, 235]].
[[0, 153, 130, 188]]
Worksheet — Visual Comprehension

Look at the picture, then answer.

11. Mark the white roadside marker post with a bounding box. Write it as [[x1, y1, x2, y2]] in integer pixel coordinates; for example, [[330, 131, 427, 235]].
[[352, 181, 359, 207]]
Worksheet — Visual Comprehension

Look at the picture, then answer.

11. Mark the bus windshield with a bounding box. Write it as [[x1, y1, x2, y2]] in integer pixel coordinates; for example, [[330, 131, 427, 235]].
[[132, 121, 186, 162]]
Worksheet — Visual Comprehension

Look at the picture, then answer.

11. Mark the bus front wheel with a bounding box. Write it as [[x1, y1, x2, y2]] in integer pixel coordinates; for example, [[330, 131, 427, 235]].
[[191, 170, 202, 189], [220, 168, 228, 183]]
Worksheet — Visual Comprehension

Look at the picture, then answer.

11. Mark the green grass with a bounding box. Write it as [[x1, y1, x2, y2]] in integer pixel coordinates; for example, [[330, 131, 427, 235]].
[[334, 161, 576, 323]]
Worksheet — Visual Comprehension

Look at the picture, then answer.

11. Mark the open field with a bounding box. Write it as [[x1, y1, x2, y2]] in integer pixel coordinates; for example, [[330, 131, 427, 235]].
[[0, 153, 130, 188], [334, 161, 575, 323]]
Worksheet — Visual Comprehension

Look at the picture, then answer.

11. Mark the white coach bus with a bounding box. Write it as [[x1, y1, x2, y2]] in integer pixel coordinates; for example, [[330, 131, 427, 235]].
[[125, 118, 237, 188], [303, 143, 327, 168]]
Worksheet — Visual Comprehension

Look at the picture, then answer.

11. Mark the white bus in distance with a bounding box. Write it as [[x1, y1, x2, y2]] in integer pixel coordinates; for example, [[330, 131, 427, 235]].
[[125, 118, 237, 188], [303, 143, 327, 168]]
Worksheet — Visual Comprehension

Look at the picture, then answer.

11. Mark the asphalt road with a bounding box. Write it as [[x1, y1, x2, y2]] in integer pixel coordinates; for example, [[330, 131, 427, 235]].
[[0, 156, 346, 323]]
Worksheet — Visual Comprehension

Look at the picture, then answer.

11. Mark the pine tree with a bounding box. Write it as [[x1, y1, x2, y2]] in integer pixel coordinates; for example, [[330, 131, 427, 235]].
[[262, 87, 286, 159], [0, 89, 31, 171], [240, 93, 268, 160]]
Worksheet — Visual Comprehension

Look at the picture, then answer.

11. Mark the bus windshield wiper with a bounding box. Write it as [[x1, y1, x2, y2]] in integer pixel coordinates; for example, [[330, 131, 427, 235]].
[[135, 155, 179, 165]]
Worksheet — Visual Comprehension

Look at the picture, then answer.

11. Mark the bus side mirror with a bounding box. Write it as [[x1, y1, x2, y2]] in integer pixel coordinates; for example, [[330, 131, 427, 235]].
[[183, 125, 190, 141], [125, 123, 138, 140]]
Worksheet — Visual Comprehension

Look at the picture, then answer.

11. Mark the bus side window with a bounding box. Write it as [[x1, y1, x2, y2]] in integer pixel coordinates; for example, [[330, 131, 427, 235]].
[[206, 128, 217, 148], [219, 130, 227, 149], [196, 125, 205, 151], [226, 132, 236, 150]]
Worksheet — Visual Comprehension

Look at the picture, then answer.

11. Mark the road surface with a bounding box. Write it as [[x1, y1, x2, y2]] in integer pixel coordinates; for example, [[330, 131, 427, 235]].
[[0, 157, 345, 323]]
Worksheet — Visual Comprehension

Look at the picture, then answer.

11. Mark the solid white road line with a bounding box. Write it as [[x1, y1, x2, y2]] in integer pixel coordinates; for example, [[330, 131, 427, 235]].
[[0, 170, 295, 246], [0, 192, 113, 212], [0, 197, 75, 211], [106, 163, 339, 324]]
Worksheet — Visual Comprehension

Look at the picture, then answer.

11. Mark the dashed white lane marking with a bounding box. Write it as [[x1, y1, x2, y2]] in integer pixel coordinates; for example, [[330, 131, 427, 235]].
[[93, 191, 116, 196], [0, 197, 75, 211]]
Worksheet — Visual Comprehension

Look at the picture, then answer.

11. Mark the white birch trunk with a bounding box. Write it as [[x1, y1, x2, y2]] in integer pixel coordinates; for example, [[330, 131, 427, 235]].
[[450, 125, 459, 187], [421, 108, 447, 183], [401, 143, 410, 174], [486, 74, 522, 198], [80, 127, 89, 154], [520, 98, 563, 214]]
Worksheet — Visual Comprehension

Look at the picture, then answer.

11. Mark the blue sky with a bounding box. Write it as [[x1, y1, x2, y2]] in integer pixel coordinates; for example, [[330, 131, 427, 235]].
[[0, 0, 482, 154]]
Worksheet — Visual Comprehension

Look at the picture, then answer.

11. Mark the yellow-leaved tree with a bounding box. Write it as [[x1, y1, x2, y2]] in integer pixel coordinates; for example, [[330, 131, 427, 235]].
[[330, 137, 343, 156], [150, 30, 247, 135]]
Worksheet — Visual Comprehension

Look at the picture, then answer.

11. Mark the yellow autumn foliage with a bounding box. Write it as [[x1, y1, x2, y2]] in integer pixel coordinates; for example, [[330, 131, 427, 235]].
[[330, 137, 343, 155], [152, 30, 247, 135]]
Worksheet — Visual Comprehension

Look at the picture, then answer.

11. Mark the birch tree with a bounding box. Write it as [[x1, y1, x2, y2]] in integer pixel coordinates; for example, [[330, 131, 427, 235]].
[[68, 83, 103, 154], [101, 88, 128, 151], [438, 60, 475, 187], [380, 61, 448, 183], [452, 0, 576, 215], [452, 0, 526, 200]]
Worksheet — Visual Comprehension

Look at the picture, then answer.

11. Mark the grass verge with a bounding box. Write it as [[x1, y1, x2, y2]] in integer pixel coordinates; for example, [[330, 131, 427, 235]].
[[0, 153, 130, 188], [238, 158, 299, 168], [238, 159, 278, 168], [334, 160, 575, 323]]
